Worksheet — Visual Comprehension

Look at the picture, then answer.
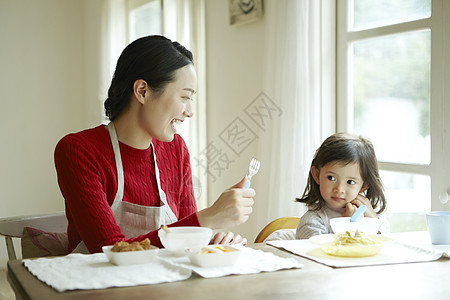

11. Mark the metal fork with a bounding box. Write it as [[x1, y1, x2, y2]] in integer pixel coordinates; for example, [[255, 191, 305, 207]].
[[243, 158, 260, 188]]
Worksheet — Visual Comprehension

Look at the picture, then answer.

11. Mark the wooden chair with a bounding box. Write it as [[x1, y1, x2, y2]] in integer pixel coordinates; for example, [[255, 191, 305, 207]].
[[254, 216, 300, 243], [0, 211, 67, 260]]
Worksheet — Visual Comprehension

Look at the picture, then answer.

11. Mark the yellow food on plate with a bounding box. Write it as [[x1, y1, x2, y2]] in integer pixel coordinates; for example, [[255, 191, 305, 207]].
[[110, 238, 157, 252], [332, 230, 377, 246], [322, 230, 382, 257]]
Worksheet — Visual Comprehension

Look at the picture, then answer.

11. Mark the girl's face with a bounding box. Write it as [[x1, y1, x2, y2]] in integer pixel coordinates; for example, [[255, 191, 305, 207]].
[[139, 64, 197, 142], [312, 161, 367, 210]]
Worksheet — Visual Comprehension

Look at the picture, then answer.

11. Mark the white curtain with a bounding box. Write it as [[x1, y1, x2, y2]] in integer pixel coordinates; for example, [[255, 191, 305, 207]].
[[257, 0, 335, 227], [99, 0, 128, 123], [162, 0, 208, 210]]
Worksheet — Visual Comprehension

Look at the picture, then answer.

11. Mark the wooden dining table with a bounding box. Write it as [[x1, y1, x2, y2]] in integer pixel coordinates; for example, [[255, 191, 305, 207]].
[[7, 231, 450, 300]]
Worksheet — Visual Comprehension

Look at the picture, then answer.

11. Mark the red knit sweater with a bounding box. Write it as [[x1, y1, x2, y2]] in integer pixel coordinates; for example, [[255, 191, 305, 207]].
[[54, 125, 199, 253]]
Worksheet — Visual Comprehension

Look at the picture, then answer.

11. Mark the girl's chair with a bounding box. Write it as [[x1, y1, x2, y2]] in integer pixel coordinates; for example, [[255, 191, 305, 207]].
[[0, 212, 68, 260], [254, 216, 300, 243]]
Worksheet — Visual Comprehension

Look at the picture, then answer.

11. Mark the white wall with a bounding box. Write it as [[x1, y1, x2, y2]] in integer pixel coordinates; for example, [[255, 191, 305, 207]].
[[205, 1, 267, 242], [0, 0, 103, 265]]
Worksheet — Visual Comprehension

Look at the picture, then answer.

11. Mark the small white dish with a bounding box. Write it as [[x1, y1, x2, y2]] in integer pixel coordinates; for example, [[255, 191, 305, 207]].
[[102, 245, 159, 266], [186, 245, 240, 268]]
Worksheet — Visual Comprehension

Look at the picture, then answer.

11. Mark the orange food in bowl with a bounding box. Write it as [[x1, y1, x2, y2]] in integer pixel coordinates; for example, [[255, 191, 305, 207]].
[[110, 238, 157, 252]]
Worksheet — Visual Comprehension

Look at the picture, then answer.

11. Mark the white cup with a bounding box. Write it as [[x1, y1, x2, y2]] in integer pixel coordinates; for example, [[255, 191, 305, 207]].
[[426, 211, 450, 244]]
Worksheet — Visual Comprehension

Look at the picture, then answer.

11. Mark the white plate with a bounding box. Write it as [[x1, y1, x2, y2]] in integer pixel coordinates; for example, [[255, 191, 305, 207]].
[[186, 245, 240, 267], [309, 234, 391, 257], [102, 245, 159, 266]]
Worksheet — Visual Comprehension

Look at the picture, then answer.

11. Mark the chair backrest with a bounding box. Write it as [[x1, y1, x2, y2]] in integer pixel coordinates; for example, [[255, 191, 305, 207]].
[[0, 211, 67, 260], [254, 216, 300, 243]]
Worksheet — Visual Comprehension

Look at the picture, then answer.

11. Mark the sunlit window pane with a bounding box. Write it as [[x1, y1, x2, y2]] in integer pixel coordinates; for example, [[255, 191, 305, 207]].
[[129, 1, 162, 41], [352, 0, 431, 31], [353, 30, 431, 164], [381, 170, 431, 213]]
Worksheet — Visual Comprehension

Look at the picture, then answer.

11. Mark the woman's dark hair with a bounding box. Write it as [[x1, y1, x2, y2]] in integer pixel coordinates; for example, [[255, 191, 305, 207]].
[[296, 133, 386, 214], [104, 35, 194, 120]]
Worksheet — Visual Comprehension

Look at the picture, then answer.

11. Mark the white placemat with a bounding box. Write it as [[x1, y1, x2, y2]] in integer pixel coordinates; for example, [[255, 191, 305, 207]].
[[23, 253, 192, 292], [23, 246, 303, 292], [158, 245, 303, 278], [267, 236, 450, 268], [386, 231, 450, 257]]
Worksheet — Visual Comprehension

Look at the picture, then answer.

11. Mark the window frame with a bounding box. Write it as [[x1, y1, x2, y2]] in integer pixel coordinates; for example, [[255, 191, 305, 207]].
[[336, 0, 450, 213]]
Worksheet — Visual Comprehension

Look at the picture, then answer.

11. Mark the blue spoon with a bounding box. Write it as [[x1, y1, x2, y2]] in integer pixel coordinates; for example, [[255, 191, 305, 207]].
[[350, 205, 367, 222]]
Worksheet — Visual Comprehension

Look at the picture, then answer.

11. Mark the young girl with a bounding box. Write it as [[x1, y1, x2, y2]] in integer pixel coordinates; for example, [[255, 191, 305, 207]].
[[295, 133, 389, 239]]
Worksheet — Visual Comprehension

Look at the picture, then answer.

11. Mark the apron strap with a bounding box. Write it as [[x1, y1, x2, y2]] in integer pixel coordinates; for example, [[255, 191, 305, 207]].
[[151, 143, 178, 223], [106, 122, 124, 212]]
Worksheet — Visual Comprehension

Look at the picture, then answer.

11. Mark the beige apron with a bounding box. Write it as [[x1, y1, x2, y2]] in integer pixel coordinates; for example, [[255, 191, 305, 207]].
[[72, 122, 177, 253]]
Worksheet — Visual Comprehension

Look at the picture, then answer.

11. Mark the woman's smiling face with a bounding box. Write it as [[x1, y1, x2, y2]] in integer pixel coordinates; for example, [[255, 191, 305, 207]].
[[312, 161, 367, 210], [139, 64, 197, 142]]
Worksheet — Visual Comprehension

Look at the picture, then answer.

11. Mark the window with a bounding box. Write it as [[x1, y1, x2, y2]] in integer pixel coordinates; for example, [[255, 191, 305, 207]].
[[128, 0, 162, 41], [337, 0, 450, 230]]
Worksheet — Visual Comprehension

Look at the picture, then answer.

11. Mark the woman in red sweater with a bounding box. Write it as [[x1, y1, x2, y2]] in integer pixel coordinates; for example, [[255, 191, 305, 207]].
[[54, 36, 255, 254]]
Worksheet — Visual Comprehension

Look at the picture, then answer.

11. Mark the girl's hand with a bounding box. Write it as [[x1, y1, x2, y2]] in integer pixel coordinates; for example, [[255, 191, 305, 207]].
[[343, 202, 358, 217], [350, 194, 378, 218], [210, 232, 247, 246], [197, 177, 255, 229]]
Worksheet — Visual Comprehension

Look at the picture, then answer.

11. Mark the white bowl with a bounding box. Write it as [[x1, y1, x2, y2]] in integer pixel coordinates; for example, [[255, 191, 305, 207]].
[[426, 211, 450, 244], [102, 245, 159, 266], [158, 226, 212, 255], [330, 217, 380, 235], [186, 245, 240, 267]]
